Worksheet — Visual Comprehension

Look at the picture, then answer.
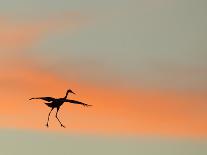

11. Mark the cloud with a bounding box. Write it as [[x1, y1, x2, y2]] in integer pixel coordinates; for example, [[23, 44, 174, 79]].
[[0, 13, 87, 52]]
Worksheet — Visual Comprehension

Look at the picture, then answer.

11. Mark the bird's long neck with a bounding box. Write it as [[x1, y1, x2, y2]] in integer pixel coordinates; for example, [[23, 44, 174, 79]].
[[64, 91, 69, 99]]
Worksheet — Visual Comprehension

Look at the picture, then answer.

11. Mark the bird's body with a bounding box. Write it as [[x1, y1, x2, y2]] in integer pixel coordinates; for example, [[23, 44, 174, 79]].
[[29, 89, 92, 128], [45, 98, 65, 108], [45, 101, 62, 108]]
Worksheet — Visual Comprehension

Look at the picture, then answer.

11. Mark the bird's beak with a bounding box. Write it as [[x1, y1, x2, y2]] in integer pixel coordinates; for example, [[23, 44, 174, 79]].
[[72, 91, 76, 95]]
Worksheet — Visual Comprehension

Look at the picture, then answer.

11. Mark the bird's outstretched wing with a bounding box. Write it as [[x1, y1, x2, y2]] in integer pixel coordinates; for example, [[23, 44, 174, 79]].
[[65, 99, 92, 107], [29, 97, 56, 102]]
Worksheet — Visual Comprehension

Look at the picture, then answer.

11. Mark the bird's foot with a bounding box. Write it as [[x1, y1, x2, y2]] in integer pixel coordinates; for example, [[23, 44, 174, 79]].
[[46, 123, 49, 128], [61, 124, 66, 128]]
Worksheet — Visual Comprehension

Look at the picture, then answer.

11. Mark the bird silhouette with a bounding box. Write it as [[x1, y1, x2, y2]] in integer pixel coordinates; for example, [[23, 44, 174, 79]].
[[29, 89, 92, 128]]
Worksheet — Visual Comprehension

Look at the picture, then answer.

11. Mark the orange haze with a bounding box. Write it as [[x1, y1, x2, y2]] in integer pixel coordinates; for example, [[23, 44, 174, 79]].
[[0, 60, 206, 138]]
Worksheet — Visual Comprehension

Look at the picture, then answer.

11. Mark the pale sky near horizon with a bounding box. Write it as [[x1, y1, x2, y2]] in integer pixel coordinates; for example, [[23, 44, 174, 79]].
[[0, 129, 206, 155], [0, 1, 207, 154]]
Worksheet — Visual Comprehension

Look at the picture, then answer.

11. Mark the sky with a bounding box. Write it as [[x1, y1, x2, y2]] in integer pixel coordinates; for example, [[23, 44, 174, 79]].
[[0, 0, 207, 154], [0, 129, 206, 155]]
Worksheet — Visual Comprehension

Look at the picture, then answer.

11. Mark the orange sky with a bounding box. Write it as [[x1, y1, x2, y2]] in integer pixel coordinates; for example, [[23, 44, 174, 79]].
[[0, 59, 206, 138], [0, 15, 207, 139]]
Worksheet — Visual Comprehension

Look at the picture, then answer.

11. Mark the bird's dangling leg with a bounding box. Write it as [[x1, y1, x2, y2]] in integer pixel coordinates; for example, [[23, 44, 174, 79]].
[[55, 107, 65, 128], [46, 108, 54, 127]]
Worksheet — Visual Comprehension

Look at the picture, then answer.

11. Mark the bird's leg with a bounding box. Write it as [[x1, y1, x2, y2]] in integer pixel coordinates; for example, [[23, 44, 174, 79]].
[[46, 108, 54, 127], [55, 107, 65, 128]]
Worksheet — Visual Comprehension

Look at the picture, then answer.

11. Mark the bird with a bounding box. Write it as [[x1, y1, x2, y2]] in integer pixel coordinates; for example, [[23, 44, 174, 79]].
[[29, 89, 92, 128]]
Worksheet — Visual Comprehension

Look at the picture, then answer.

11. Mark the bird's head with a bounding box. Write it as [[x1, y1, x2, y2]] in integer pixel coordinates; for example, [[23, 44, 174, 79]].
[[67, 89, 76, 95]]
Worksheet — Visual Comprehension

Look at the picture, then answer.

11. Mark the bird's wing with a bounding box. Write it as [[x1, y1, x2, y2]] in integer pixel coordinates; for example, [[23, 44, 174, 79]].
[[29, 97, 56, 102], [65, 99, 92, 107]]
